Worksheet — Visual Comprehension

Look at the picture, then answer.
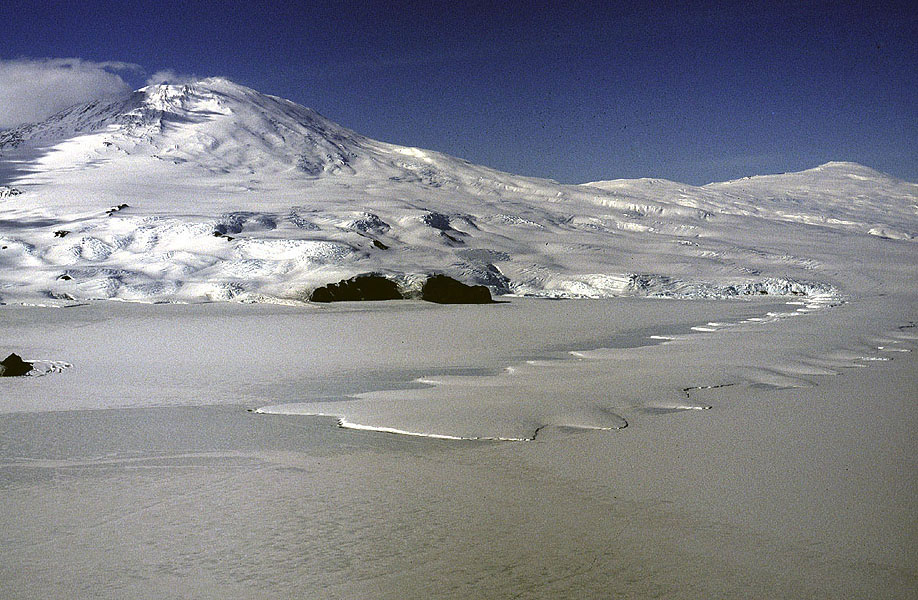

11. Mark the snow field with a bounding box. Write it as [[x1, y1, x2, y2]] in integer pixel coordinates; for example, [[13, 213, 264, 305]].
[[2, 79, 914, 309]]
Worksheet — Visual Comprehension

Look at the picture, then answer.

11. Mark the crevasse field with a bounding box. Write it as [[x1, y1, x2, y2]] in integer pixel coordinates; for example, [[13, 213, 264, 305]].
[[1, 79, 916, 598]]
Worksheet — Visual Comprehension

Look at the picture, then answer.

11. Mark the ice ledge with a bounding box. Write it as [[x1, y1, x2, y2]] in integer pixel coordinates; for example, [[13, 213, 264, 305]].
[[251, 407, 626, 442]]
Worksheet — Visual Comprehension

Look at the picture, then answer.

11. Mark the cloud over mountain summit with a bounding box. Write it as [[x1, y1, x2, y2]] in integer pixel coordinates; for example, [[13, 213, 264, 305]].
[[0, 57, 140, 129]]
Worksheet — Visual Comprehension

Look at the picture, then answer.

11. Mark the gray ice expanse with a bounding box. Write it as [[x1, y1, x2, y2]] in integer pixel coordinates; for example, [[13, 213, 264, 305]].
[[1, 297, 916, 598], [0, 297, 782, 414]]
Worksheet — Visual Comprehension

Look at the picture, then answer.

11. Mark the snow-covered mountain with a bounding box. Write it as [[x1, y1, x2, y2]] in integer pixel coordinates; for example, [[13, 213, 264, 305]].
[[1, 77, 915, 305]]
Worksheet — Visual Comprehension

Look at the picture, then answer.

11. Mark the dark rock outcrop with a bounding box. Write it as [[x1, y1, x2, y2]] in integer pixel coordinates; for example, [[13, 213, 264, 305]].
[[420, 274, 493, 304], [0, 353, 32, 377], [106, 203, 129, 216], [422, 211, 451, 230], [0, 186, 22, 198], [309, 273, 404, 303], [309, 273, 496, 304], [348, 212, 390, 235]]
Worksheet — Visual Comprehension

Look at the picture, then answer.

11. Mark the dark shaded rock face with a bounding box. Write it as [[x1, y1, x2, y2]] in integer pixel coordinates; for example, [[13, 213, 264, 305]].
[[421, 275, 493, 304], [422, 211, 451, 230], [0, 353, 32, 377], [309, 273, 404, 303]]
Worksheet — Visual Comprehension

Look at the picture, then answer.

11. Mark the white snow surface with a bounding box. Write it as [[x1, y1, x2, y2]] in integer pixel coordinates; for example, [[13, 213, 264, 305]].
[[1, 77, 916, 304]]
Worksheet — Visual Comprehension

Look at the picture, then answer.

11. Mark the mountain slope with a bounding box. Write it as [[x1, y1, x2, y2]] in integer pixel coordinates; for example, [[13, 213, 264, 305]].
[[0, 78, 915, 305], [0, 77, 369, 176]]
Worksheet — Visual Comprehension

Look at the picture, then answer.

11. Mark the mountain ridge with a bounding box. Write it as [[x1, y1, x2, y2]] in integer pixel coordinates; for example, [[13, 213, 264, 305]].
[[3, 78, 910, 188], [0, 78, 915, 305]]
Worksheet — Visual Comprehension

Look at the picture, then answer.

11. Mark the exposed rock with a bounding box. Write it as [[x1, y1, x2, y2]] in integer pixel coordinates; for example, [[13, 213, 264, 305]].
[[309, 273, 404, 302], [440, 231, 463, 244], [214, 212, 248, 235], [421, 274, 493, 304], [54, 230, 70, 238], [422, 211, 451, 230], [458, 261, 511, 295], [347, 212, 390, 235], [287, 210, 320, 230], [0, 353, 32, 377], [0, 186, 22, 198], [105, 203, 129, 216]]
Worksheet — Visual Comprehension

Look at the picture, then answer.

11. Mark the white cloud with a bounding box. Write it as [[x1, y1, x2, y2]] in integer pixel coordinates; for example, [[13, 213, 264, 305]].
[[0, 58, 141, 129], [145, 69, 199, 86]]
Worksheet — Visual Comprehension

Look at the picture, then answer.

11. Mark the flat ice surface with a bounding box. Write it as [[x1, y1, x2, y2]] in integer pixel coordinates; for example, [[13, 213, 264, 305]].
[[2, 295, 916, 598], [0, 297, 784, 416]]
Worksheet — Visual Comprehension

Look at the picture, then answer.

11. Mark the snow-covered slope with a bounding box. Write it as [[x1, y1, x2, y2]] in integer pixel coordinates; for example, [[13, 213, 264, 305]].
[[1, 78, 915, 305], [0, 78, 368, 176]]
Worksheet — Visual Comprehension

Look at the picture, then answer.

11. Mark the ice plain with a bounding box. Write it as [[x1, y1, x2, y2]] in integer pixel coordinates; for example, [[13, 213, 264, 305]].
[[1, 78, 917, 598], [1, 295, 915, 599]]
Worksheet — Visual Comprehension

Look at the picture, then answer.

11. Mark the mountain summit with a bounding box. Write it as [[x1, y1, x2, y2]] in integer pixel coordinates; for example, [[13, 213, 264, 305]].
[[0, 78, 914, 304], [0, 77, 583, 196], [0, 77, 374, 176]]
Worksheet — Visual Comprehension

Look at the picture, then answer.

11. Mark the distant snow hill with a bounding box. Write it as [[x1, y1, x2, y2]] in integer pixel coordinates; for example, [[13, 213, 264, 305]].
[[0, 77, 915, 305]]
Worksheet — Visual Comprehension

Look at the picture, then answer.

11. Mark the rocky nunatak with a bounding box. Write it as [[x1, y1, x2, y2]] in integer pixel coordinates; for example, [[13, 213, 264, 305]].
[[309, 273, 403, 302], [420, 274, 493, 304], [309, 273, 494, 304], [0, 353, 33, 377]]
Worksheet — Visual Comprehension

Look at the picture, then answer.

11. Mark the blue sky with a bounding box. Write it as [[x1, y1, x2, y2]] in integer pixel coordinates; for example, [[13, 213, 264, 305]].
[[1, 0, 915, 184]]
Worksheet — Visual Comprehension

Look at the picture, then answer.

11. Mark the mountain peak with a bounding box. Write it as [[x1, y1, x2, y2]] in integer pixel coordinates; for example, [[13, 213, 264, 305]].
[[818, 160, 869, 170], [809, 161, 897, 180], [703, 161, 903, 189], [139, 76, 255, 97], [0, 75, 370, 177]]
